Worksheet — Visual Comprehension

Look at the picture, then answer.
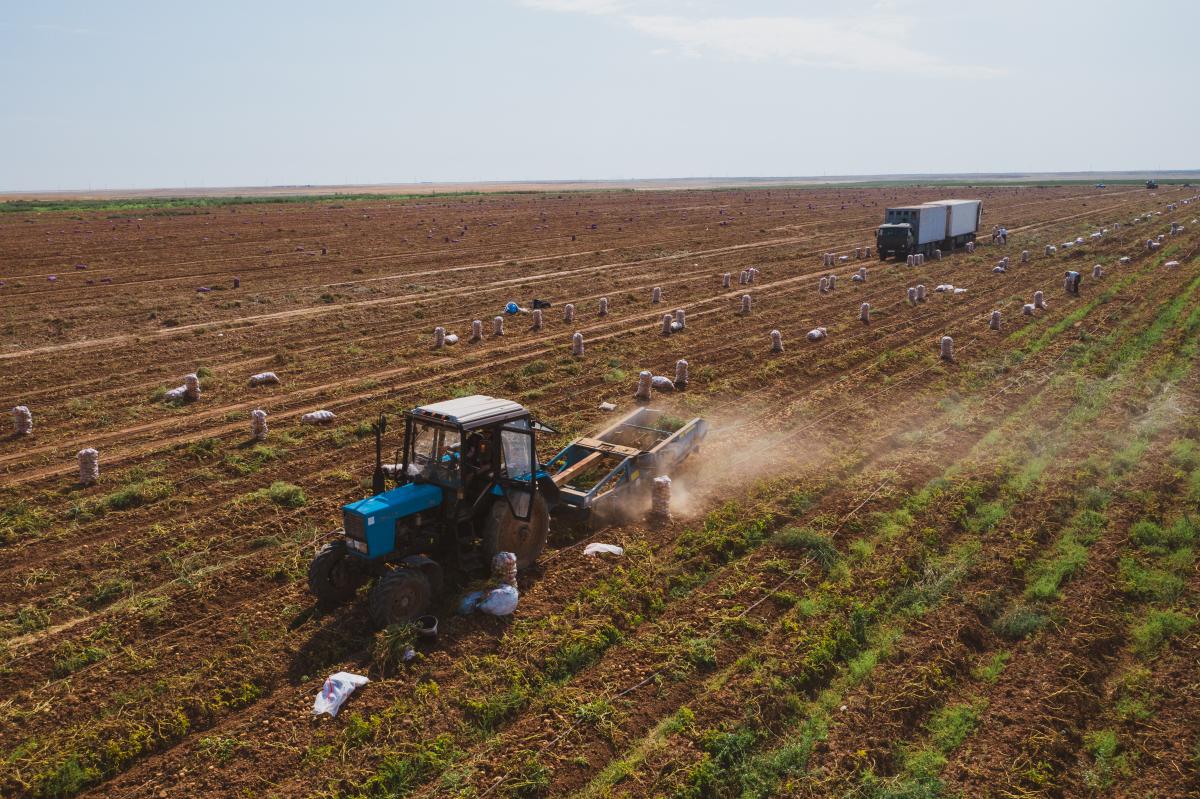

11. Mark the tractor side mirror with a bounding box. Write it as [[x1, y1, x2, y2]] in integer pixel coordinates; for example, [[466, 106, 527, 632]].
[[530, 418, 559, 435], [371, 414, 388, 495]]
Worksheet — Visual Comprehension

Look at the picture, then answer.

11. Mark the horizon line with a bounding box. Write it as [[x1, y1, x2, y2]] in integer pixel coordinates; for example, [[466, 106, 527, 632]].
[[4, 169, 1198, 200]]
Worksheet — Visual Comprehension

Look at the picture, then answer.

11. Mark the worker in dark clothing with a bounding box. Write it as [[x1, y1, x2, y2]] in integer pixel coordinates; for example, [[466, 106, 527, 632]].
[[1065, 270, 1081, 295], [461, 430, 496, 499]]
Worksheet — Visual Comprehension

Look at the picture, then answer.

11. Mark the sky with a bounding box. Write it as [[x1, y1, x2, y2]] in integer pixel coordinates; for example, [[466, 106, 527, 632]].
[[1, 0, 1196, 191]]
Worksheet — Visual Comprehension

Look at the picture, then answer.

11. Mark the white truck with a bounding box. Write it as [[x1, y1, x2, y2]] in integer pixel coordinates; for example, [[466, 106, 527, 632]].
[[875, 199, 982, 259]]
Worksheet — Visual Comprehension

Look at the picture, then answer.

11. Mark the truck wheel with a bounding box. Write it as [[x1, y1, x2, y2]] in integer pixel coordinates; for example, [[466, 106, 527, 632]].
[[483, 492, 550, 570], [369, 568, 432, 628], [308, 540, 366, 607]]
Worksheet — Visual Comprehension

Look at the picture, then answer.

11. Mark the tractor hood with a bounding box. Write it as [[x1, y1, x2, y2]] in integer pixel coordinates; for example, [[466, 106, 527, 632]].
[[342, 482, 443, 558]]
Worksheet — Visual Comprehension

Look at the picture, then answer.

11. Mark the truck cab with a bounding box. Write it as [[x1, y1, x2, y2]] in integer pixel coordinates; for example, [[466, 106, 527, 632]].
[[876, 206, 923, 258], [875, 222, 915, 257]]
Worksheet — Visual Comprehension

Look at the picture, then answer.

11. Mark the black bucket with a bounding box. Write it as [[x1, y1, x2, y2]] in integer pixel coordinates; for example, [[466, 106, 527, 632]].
[[416, 615, 438, 640]]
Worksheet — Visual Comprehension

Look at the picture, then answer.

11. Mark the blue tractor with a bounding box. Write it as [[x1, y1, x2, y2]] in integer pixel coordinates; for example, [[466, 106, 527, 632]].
[[307, 395, 560, 627], [309, 396, 708, 627]]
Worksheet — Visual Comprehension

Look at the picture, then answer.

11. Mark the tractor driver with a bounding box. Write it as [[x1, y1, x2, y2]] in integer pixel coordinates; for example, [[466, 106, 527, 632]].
[[461, 430, 495, 496]]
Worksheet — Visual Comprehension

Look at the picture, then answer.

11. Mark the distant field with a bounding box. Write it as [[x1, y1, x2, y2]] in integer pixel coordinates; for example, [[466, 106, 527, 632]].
[[4, 170, 1197, 209], [1, 184, 1198, 798]]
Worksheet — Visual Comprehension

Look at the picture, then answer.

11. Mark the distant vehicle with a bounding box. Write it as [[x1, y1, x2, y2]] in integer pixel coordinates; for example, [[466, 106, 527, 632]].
[[875, 199, 983, 259], [1095, 183, 1107, 188], [1147, 180, 1159, 189]]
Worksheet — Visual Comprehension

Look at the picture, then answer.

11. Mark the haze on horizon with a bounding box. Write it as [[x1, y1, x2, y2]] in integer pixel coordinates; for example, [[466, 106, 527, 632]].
[[1, 0, 1195, 193]]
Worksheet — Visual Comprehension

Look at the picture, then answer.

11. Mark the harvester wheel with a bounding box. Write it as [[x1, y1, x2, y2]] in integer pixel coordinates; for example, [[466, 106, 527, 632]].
[[369, 568, 432, 628], [308, 540, 366, 607], [483, 492, 550, 570]]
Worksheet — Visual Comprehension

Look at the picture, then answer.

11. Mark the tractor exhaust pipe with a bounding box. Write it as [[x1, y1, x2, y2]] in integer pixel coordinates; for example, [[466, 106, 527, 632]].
[[372, 414, 387, 495]]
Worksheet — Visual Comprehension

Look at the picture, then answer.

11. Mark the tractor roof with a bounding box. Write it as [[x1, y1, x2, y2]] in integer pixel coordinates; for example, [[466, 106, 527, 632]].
[[411, 395, 528, 428]]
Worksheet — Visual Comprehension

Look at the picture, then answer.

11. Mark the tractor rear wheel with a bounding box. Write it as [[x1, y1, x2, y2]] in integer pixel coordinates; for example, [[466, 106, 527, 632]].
[[369, 568, 432, 628], [401, 554, 445, 596], [483, 492, 550, 570], [308, 540, 366, 607]]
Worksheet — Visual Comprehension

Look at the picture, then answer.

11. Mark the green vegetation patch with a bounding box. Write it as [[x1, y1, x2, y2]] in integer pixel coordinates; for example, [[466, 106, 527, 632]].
[[1131, 609, 1194, 657], [771, 526, 839, 571], [95, 478, 175, 513], [242, 480, 307, 508], [992, 604, 1048, 640]]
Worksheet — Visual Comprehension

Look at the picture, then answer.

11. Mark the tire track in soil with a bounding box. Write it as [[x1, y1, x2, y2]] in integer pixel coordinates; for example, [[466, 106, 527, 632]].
[[2, 184, 1171, 470], [791, 264, 1200, 798], [793, 406, 1184, 795], [451, 244, 1200, 796], [0, 184, 1144, 288], [465, 265, 1198, 799], [2, 197, 1171, 628], [0, 210, 1179, 689], [0, 188, 1180, 796], [72, 249, 1152, 796], [1, 189, 1175, 485], [0, 276, 1055, 688], [73, 346, 1048, 799], [0, 224, 1158, 608], [0, 184, 1161, 388], [4, 262, 1108, 796]]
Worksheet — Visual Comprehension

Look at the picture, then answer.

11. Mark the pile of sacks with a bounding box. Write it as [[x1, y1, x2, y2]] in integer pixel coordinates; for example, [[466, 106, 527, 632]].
[[458, 552, 520, 616]]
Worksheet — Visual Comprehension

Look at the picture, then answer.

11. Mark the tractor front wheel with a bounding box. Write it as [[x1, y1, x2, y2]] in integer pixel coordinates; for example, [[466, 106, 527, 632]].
[[308, 540, 366, 607], [369, 568, 432, 628]]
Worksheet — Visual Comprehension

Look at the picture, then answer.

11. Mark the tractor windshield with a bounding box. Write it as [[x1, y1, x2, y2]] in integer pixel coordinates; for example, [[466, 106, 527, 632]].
[[499, 418, 536, 519], [409, 421, 461, 485], [501, 419, 533, 478]]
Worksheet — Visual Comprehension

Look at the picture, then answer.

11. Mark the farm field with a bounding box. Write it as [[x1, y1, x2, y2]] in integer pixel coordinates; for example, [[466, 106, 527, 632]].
[[2, 183, 1199, 799]]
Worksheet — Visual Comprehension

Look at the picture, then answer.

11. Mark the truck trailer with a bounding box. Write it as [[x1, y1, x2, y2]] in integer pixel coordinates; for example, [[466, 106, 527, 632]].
[[935, 199, 984, 246], [875, 199, 982, 259]]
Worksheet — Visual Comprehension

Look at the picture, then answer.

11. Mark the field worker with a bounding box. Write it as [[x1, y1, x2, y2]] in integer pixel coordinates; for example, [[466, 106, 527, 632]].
[[1065, 270, 1081, 294]]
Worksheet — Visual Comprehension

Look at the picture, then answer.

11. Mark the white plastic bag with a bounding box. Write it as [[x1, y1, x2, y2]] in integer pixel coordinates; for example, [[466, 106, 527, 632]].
[[584, 543, 625, 556], [313, 671, 369, 717], [478, 584, 519, 616], [248, 371, 280, 386], [457, 590, 487, 614]]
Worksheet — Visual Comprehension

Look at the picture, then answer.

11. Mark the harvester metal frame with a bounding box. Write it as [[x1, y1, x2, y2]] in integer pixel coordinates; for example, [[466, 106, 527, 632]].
[[545, 407, 708, 527]]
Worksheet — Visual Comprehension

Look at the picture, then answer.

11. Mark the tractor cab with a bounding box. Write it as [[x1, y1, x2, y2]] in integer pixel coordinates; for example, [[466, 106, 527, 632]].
[[401, 395, 544, 516], [308, 395, 558, 627]]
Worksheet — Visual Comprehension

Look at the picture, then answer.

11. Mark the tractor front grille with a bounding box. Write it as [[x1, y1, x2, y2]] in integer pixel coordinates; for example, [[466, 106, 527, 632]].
[[344, 511, 366, 541]]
